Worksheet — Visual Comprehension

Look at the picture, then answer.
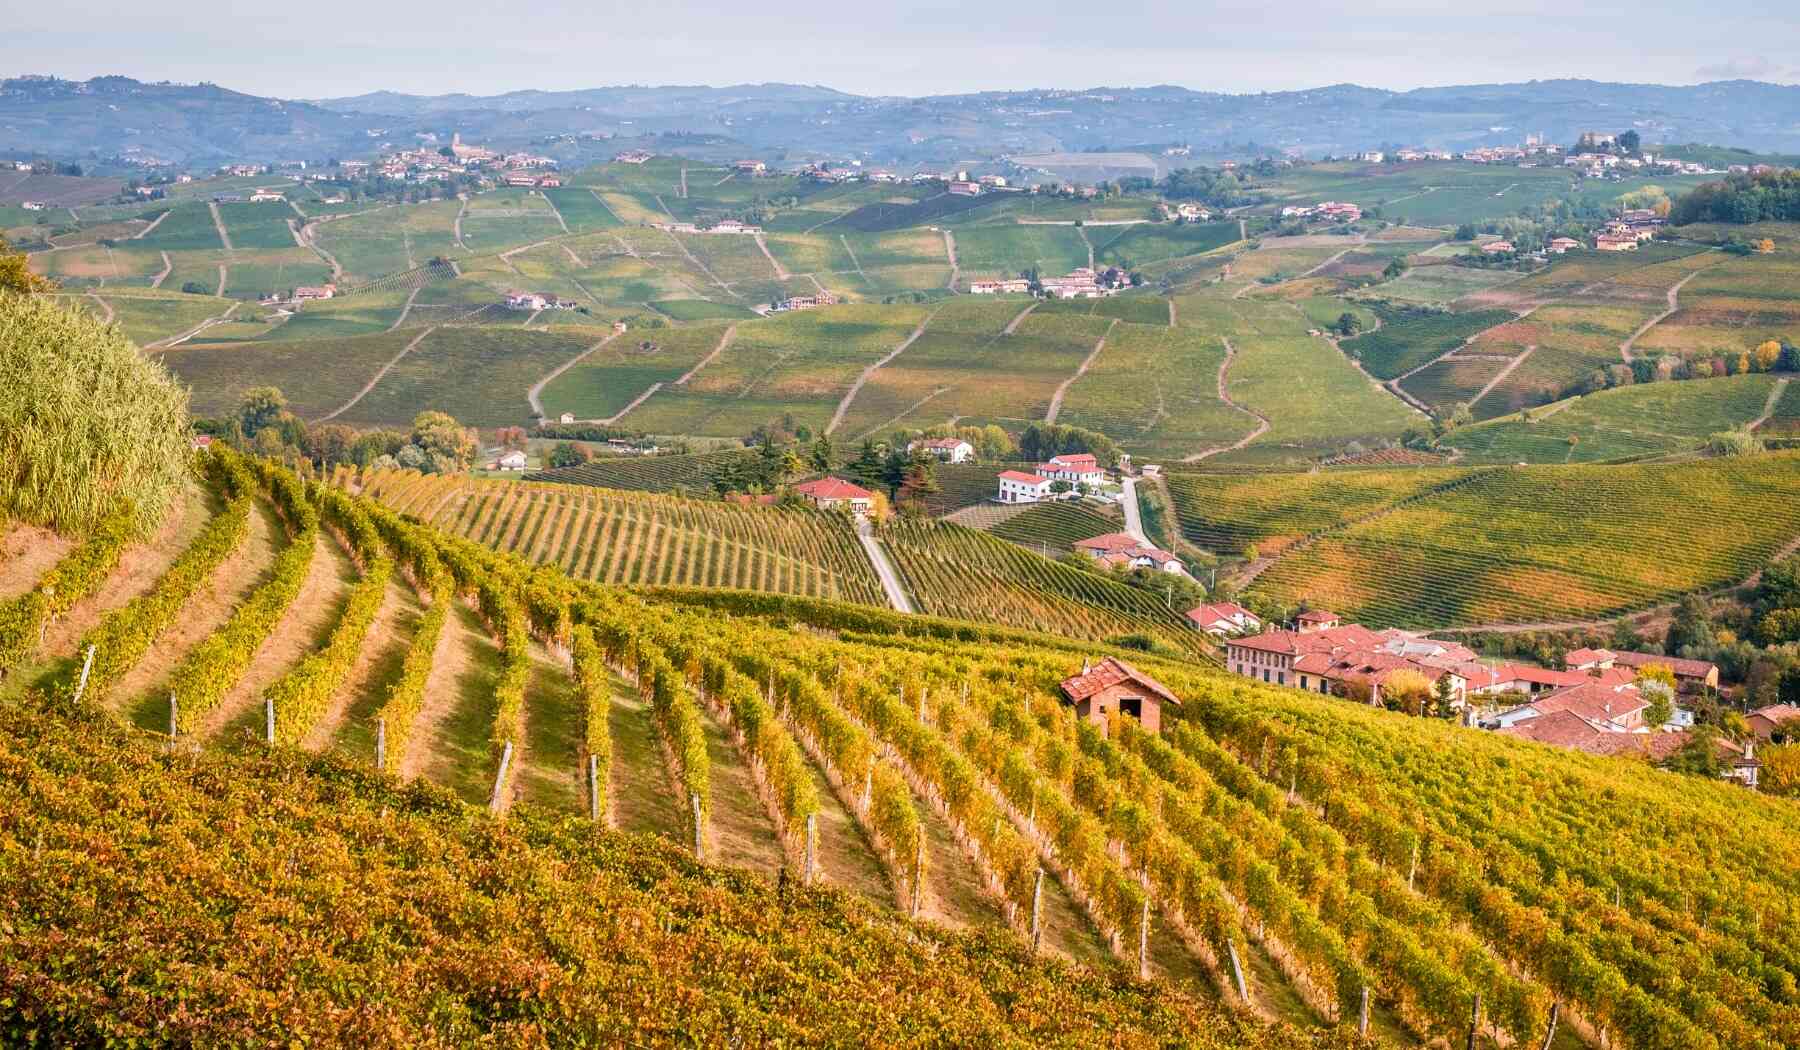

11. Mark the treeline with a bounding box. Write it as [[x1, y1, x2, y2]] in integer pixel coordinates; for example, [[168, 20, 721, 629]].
[[1670, 169, 1800, 225]]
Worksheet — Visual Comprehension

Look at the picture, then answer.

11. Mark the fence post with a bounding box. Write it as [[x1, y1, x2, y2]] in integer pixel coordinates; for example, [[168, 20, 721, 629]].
[[1030, 868, 1045, 951], [1226, 940, 1249, 1001], [861, 766, 872, 814], [488, 740, 514, 816], [169, 692, 178, 740], [1539, 1002, 1560, 1050], [911, 836, 925, 918], [375, 717, 386, 770], [265, 697, 275, 745], [588, 754, 601, 821], [72, 644, 96, 704], [1467, 993, 1482, 1050], [1409, 840, 1420, 893], [691, 792, 704, 861], [1359, 986, 1370, 1037], [805, 813, 817, 886]]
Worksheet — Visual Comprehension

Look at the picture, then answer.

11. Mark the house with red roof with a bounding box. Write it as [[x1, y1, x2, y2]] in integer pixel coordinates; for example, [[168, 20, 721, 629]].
[[1224, 622, 1386, 687], [996, 470, 1054, 503], [1470, 663, 1590, 697], [1073, 533, 1184, 574], [1186, 602, 1261, 637], [908, 437, 974, 464], [1059, 656, 1180, 734], [793, 476, 874, 517], [1748, 704, 1800, 743], [1037, 453, 1106, 488], [1610, 650, 1719, 691], [1295, 609, 1342, 633]]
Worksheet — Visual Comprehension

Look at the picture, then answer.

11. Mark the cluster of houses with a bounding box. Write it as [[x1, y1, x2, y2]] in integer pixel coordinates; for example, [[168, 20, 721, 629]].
[[769, 291, 839, 313], [260, 283, 337, 306], [1214, 612, 1769, 786], [613, 150, 654, 165], [651, 218, 760, 236], [969, 267, 1123, 299], [1594, 208, 1666, 252], [1279, 200, 1363, 223], [1072, 532, 1184, 574], [368, 134, 560, 187], [505, 291, 579, 311], [994, 452, 1109, 503]]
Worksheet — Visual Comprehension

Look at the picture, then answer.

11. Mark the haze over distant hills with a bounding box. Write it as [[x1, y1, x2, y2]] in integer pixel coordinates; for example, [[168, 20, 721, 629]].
[[7, 73, 1800, 166]]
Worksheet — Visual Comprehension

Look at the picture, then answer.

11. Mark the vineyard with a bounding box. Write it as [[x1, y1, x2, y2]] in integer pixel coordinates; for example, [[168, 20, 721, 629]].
[[1165, 467, 1476, 556], [9, 442, 1800, 1047], [1244, 453, 1800, 626], [351, 468, 887, 605], [526, 448, 765, 493]]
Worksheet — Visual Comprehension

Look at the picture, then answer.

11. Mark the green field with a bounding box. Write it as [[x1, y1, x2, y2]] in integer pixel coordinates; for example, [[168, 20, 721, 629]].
[[1342, 305, 1515, 379], [1053, 321, 1253, 461], [159, 329, 423, 421], [1092, 221, 1241, 267], [135, 202, 225, 251], [215, 201, 299, 251], [335, 326, 608, 428]]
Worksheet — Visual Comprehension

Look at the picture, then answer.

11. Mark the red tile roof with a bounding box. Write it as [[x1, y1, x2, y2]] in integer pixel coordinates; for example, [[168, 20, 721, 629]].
[[1610, 651, 1718, 680], [793, 476, 873, 501], [1060, 657, 1180, 706], [1528, 681, 1647, 725], [1187, 602, 1256, 627], [1228, 623, 1385, 656], [919, 437, 969, 449], [1074, 532, 1141, 552], [1492, 664, 1590, 689], [1047, 453, 1098, 469], [1564, 647, 1614, 668], [1296, 610, 1340, 624], [998, 469, 1048, 483]]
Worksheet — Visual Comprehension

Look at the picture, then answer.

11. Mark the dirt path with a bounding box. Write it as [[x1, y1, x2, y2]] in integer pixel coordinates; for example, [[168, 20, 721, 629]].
[[149, 302, 240, 349], [697, 706, 786, 874], [527, 330, 623, 419], [1467, 346, 1536, 409], [406, 602, 501, 804], [1076, 225, 1096, 270], [561, 244, 583, 267], [712, 171, 735, 188], [85, 291, 114, 326], [311, 325, 438, 424], [304, 576, 419, 754], [587, 188, 624, 225], [753, 232, 789, 280], [1183, 337, 1270, 461], [297, 223, 343, 282], [1045, 318, 1116, 423], [387, 286, 422, 332], [1620, 269, 1705, 363], [40, 482, 208, 658], [0, 525, 75, 601], [943, 230, 959, 291], [654, 194, 676, 219], [214, 263, 227, 298], [839, 234, 871, 283], [1003, 301, 1038, 334], [542, 192, 571, 235], [796, 758, 893, 903], [1168, 298, 1177, 327], [133, 209, 169, 240], [661, 229, 740, 299], [601, 383, 665, 426], [200, 529, 352, 745], [114, 500, 280, 730], [675, 324, 737, 386], [207, 202, 233, 251], [607, 681, 688, 842], [285, 217, 307, 249], [826, 308, 939, 435], [453, 198, 469, 249], [149, 251, 172, 288], [912, 789, 1005, 929], [514, 642, 583, 813], [1751, 377, 1792, 431], [678, 167, 688, 199]]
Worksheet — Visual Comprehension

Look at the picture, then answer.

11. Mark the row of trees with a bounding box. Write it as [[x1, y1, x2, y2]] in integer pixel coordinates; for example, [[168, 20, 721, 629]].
[[212, 387, 479, 475], [1670, 169, 1800, 225]]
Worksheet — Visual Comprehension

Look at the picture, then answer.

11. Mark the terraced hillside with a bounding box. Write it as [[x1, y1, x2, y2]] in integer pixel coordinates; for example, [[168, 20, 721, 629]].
[[10, 445, 1800, 1049], [1229, 453, 1800, 627]]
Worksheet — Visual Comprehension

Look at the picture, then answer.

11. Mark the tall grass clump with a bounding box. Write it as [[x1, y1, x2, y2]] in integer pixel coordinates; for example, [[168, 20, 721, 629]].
[[0, 293, 190, 539]]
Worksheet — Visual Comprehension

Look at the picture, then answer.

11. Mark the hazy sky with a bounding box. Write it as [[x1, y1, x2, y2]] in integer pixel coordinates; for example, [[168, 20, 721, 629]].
[[12, 1, 1800, 98]]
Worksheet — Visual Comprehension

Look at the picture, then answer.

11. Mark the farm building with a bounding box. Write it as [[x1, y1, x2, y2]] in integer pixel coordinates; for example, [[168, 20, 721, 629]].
[[734, 160, 767, 173], [969, 279, 1032, 295], [1748, 704, 1800, 742], [493, 451, 529, 472], [1039, 453, 1105, 488], [1547, 237, 1581, 253], [793, 476, 874, 517], [1295, 609, 1342, 633], [1072, 532, 1183, 573], [909, 437, 974, 463], [1563, 648, 1720, 691], [293, 285, 336, 301], [1595, 234, 1639, 252], [1058, 656, 1180, 735], [947, 181, 982, 196], [996, 470, 1053, 503], [1186, 601, 1261, 636]]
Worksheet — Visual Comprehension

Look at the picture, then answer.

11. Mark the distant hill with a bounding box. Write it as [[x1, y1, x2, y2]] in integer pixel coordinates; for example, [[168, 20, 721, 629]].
[[9, 74, 1800, 167]]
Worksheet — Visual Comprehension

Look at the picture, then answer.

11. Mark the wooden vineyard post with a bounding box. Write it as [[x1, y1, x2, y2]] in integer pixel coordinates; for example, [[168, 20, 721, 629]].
[[861, 767, 872, 815], [1137, 896, 1150, 979], [168, 693, 178, 740], [690, 792, 704, 861], [1030, 868, 1045, 951], [1467, 993, 1482, 1050], [911, 836, 925, 918], [1226, 940, 1249, 1001], [375, 717, 386, 771], [588, 754, 601, 821], [1409, 840, 1419, 893], [265, 697, 275, 745], [72, 644, 96, 704], [489, 740, 514, 817], [805, 813, 817, 886], [1539, 1002, 1560, 1050], [1359, 986, 1370, 1037]]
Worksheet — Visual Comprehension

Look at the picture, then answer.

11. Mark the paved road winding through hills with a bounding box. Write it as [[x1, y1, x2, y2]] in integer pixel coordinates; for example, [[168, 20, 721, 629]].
[[858, 522, 914, 613]]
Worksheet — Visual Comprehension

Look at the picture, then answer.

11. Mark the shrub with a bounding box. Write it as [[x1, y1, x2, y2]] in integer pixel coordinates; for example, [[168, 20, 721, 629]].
[[0, 294, 189, 538]]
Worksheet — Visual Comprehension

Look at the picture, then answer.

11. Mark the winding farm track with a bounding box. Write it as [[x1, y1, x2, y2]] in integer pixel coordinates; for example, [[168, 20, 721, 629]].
[[148, 251, 172, 288], [942, 230, 959, 291], [662, 228, 740, 299], [587, 188, 624, 225], [676, 325, 738, 385], [387, 287, 422, 332], [1182, 337, 1269, 461], [1466, 346, 1536, 408], [132, 209, 169, 240], [207, 202, 233, 251], [1076, 225, 1096, 270], [285, 218, 307, 248], [1620, 268, 1705, 363], [839, 235, 870, 284], [310, 326, 439, 423], [1045, 318, 1116, 423], [678, 167, 688, 199], [150, 302, 240, 349], [85, 292, 114, 326], [296, 223, 343, 281], [542, 192, 570, 234], [453, 198, 469, 249], [1002, 301, 1038, 334], [600, 383, 664, 425], [1751, 377, 1792, 431], [826, 308, 941, 435], [526, 331, 624, 419], [753, 232, 789, 280], [214, 264, 227, 298]]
